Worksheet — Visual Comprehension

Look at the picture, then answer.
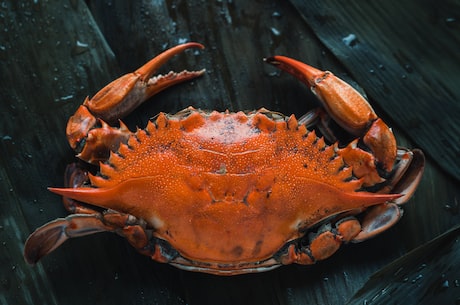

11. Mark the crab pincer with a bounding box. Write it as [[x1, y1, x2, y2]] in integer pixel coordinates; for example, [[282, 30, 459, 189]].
[[66, 42, 205, 163], [265, 56, 397, 174]]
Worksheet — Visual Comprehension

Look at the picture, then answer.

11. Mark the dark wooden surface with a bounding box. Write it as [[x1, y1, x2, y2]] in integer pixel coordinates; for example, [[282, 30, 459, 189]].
[[289, 0, 460, 181], [1, 1, 459, 304], [348, 225, 460, 305]]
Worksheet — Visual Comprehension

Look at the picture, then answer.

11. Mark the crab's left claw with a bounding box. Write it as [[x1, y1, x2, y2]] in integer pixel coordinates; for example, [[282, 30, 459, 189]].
[[85, 42, 205, 123], [66, 43, 205, 164], [265, 56, 397, 173]]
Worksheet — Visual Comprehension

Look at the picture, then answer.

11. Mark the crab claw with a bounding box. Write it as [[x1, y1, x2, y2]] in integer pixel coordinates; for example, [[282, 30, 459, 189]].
[[265, 56, 397, 172], [66, 42, 205, 158], [84, 42, 205, 123]]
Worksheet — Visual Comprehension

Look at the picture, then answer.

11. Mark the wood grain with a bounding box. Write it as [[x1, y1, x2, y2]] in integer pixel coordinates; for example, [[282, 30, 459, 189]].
[[1, 1, 459, 304], [289, 0, 460, 180]]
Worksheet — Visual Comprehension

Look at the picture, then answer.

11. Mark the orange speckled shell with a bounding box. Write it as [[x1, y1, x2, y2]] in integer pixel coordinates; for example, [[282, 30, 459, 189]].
[[52, 108, 399, 264]]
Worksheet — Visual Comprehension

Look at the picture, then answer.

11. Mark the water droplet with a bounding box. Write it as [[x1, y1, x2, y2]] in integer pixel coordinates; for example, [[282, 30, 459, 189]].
[[72, 40, 89, 55], [178, 38, 188, 44], [445, 17, 456, 27], [411, 274, 423, 283], [342, 33, 357, 47], [441, 280, 449, 289], [272, 11, 282, 18], [417, 264, 427, 271], [444, 199, 459, 215], [270, 27, 281, 36], [55, 95, 74, 102]]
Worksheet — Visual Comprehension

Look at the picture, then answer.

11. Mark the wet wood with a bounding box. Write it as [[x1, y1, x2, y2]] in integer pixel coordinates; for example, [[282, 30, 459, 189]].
[[1, 1, 459, 304], [348, 225, 460, 305], [1, 1, 116, 304], [289, 0, 460, 180]]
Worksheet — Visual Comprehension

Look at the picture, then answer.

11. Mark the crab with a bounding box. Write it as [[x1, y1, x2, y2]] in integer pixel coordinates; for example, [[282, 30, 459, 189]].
[[24, 43, 425, 275]]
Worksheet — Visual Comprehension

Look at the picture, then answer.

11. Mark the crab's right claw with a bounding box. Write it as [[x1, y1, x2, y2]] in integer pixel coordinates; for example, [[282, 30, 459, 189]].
[[265, 56, 397, 173]]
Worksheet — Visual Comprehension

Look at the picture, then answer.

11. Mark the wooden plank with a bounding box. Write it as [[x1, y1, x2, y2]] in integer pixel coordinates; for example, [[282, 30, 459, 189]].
[[0, 0, 459, 304], [0, 1, 117, 304], [288, 0, 460, 180], [348, 225, 460, 305], [0, 168, 59, 305]]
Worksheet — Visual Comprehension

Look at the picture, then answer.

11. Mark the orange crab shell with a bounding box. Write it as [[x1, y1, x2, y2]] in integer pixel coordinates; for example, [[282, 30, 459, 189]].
[[50, 108, 400, 265]]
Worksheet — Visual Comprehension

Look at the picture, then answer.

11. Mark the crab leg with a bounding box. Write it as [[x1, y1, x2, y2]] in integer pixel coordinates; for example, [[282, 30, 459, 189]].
[[67, 42, 205, 164], [265, 56, 397, 174], [24, 211, 151, 265], [61, 163, 97, 214]]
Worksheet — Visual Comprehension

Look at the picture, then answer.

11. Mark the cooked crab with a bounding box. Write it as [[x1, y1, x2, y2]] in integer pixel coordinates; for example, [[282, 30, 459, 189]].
[[24, 43, 424, 275]]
